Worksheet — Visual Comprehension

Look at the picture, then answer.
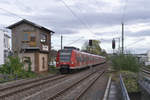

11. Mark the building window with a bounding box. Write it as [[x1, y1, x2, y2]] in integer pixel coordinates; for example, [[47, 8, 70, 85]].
[[4, 37, 6, 48], [4, 50, 8, 63], [24, 33, 29, 41], [40, 34, 47, 43], [42, 57, 45, 69], [30, 33, 36, 42]]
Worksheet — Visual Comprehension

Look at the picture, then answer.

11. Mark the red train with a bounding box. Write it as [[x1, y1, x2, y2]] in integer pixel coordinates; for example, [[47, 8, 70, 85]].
[[56, 47, 106, 73]]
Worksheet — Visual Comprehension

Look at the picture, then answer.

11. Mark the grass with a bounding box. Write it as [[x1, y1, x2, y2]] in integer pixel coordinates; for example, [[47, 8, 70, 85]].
[[111, 71, 140, 93], [48, 65, 59, 74], [121, 71, 140, 93]]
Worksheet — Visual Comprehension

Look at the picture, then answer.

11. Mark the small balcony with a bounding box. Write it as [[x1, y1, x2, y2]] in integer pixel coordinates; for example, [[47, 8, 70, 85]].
[[21, 41, 40, 51]]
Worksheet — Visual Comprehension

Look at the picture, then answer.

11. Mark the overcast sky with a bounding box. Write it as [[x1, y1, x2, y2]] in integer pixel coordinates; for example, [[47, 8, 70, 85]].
[[0, 0, 150, 54]]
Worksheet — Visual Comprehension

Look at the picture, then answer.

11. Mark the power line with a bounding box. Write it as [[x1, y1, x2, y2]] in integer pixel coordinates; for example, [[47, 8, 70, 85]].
[[0, 8, 23, 19], [69, 0, 94, 34], [67, 36, 85, 45], [60, 0, 94, 34], [125, 39, 144, 48]]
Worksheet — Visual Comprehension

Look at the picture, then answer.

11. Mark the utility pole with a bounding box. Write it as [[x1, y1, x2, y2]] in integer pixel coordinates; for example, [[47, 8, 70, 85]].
[[61, 35, 63, 50], [122, 23, 124, 54], [118, 38, 120, 51]]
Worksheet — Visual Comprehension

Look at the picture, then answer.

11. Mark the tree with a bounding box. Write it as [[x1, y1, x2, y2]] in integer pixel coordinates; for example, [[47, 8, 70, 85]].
[[0, 56, 24, 75], [81, 40, 106, 55], [50, 49, 57, 64]]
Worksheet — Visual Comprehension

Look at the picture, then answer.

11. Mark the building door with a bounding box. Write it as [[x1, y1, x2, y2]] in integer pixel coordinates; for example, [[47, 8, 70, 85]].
[[42, 57, 45, 69]]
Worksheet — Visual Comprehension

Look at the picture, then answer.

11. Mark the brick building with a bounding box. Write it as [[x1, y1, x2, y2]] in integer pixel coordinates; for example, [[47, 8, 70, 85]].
[[7, 19, 54, 73]]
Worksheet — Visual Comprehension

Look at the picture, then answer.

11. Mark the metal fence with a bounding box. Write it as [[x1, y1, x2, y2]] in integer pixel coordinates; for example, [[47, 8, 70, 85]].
[[0, 74, 19, 83], [120, 74, 130, 100], [138, 67, 150, 94]]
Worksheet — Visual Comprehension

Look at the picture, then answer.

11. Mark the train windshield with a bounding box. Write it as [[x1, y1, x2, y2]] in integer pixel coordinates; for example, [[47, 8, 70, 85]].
[[60, 50, 72, 62]]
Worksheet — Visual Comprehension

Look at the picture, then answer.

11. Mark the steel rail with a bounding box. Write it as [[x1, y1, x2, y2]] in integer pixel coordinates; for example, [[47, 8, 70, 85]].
[[0, 75, 66, 99], [48, 70, 99, 100], [0, 74, 58, 91], [75, 70, 105, 100], [141, 69, 150, 74], [102, 76, 112, 100]]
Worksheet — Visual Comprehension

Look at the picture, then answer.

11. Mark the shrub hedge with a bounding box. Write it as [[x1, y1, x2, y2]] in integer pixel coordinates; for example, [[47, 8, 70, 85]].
[[111, 53, 141, 72]]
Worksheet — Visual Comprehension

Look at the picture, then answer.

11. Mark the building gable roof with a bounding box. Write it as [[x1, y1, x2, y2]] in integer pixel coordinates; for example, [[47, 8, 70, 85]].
[[7, 19, 55, 33]]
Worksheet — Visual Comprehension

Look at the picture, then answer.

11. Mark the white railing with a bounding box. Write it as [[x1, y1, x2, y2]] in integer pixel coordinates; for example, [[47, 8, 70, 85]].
[[120, 74, 130, 100]]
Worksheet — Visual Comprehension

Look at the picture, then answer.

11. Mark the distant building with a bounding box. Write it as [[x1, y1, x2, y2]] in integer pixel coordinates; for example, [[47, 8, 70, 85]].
[[144, 51, 150, 66], [135, 54, 147, 64], [7, 19, 54, 73], [0, 29, 11, 65]]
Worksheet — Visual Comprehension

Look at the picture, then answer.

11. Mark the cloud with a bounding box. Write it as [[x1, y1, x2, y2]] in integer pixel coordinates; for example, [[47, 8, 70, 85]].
[[1, 0, 150, 53], [127, 29, 150, 37]]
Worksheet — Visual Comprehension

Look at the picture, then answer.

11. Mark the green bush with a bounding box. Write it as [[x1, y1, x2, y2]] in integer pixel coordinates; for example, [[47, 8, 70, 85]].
[[0, 56, 37, 80], [0, 56, 23, 75], [111, 53, 141, 72]]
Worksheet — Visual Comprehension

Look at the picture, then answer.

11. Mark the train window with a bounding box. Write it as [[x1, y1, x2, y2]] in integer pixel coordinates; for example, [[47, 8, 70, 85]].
[[76, 54, 80, 63], [85, 56, 87, 62], [87, 56, 88, 62], [83, 55, 85, 62], [85, 56, 86, 62], [60, 50, 72, 62], [79, 55, 82, 62], [80, 55, 82, 62], [82, 55, 84, 62], [80, 55, 83, 62]]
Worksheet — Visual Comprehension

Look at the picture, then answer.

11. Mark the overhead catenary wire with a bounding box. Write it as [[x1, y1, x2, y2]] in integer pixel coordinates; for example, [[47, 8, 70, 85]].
[[60, 0, 94, 34], [125, 39, 144, 48], [67, 36, 85, 45], [0, 8, 23, 19], [60, 0, 97, 46], [69, 0, 95, 34]]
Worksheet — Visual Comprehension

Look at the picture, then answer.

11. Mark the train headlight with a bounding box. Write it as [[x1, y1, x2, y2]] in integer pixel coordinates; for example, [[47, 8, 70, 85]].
[[56, 62, 59, 64], [71, 62, 74, 64]]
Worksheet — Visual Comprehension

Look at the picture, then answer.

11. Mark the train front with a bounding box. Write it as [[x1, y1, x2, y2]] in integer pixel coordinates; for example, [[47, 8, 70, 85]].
[[56, 49, 73, 74]]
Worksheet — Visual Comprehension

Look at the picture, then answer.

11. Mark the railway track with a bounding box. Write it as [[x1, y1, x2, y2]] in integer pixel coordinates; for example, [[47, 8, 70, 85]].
[[72, 70, 105, 100], [141, 67, 150, 74], [0, 74, 67, 99], [0, 74, 59, 91], [49, 70, 105, 100], [22, 68, 105, 100], [0, 63, 107, 100], [49, 71, 105, 100], [140, 67, 150, 78]]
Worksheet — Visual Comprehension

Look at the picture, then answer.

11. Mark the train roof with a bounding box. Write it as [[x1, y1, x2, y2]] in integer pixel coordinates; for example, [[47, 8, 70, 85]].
[[59, 47, 106, 58], [72, 49, 106, 58]]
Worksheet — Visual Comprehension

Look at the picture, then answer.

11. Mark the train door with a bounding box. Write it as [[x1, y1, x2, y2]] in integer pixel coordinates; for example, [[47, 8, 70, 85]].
[[76, 53, 79, 67]]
